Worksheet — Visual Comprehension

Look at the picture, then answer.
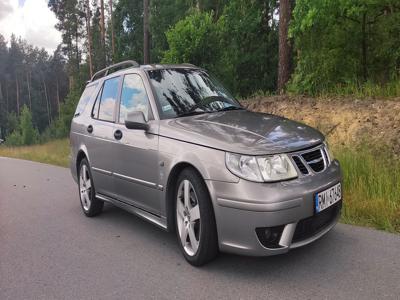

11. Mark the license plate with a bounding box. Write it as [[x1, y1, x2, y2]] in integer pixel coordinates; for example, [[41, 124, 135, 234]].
[[315, 183, 342, 213]]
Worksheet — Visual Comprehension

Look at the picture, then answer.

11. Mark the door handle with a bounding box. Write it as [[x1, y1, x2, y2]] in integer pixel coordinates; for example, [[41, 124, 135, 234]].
[[87, 125, 93, 133], [114, 130, 123, 140]]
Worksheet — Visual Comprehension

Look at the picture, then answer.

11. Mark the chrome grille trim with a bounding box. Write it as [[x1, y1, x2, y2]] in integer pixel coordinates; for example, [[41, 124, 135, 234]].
[[290, 144, 329, 175]]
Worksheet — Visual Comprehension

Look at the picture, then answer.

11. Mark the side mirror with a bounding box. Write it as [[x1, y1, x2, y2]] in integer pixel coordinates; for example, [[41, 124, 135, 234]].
[[125, 111, 149, 131]]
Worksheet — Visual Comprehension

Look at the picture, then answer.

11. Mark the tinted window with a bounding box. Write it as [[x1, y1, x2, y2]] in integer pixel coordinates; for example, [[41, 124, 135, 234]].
[[147, 68, 240, 119], [119, 74, 151, 122], [74, 84, 97, 116], [98, 77, 120, 122]]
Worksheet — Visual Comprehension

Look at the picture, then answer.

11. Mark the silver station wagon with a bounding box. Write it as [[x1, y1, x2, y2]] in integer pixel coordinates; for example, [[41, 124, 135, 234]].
[[70, 60, 342, 266]]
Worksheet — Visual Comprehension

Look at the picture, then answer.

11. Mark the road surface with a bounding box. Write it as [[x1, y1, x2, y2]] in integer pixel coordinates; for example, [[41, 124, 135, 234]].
[[1, 157, 399, 299]]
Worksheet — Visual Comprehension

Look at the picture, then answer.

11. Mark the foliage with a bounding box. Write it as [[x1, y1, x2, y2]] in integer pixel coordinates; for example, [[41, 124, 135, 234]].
[[217, 0, 278, 95], [5, 105, 39, 146], [289, 0, 400, 95], [163, 0, 279, 96], [48, 0, 84, 77], [42, 83, 84, 141], [1, 0, 400, 145], [150, 0, 192, 62], [336, 145, 400, 232], [112, 0, 145, 63], [0, 34, 69, 139], [163, 12, 220, 69], [6, 112, 19, 135]]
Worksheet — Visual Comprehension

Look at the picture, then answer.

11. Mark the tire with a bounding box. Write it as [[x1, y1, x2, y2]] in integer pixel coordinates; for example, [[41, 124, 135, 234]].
[[78, 158, 103, 217], [174, 168, 218, 266]]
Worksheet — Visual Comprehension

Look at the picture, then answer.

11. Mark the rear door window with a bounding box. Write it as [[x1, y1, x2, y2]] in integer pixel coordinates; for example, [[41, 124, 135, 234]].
[[97, 76, 120, 122], [119, 74, 152, 122], [74, 83, 98, 116]]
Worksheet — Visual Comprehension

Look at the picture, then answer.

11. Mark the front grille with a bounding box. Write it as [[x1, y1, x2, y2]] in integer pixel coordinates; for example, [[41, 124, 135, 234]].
[[290, 145, 328, 175], [292, 156, 309, 175], [292, 202, 341, 243], [301, 148, 325, 172]]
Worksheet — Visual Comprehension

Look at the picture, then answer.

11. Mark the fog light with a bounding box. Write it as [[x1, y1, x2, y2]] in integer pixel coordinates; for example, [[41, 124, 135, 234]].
[[264, 228, 279, 243], [256, 226, 285, 249]]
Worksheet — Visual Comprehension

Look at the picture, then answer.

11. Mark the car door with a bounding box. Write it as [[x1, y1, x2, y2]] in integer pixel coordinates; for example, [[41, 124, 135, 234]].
[[85, 75, 121, 198], [112, 73, 161, 215]]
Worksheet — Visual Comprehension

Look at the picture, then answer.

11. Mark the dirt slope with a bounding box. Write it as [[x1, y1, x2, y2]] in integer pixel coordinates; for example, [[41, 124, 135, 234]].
[[242, 95, 400, 154]]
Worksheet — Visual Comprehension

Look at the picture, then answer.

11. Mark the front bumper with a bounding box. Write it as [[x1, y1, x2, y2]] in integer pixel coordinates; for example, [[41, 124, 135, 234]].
[[206, 160, 342, 256]]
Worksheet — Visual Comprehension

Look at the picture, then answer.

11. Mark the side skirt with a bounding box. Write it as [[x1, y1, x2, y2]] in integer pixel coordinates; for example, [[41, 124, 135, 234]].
[[96, 193, 168, 231]]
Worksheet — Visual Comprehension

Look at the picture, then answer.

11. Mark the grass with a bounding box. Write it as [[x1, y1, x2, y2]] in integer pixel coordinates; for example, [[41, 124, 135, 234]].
[[0, 138, 70, 167], [0, 138, 398, 233], [334, 146, 400, 233], [318, 81, 400, 99]]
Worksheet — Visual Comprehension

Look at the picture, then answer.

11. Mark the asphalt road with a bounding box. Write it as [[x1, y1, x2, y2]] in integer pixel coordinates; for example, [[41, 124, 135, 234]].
[[1, 157, 399, 300]]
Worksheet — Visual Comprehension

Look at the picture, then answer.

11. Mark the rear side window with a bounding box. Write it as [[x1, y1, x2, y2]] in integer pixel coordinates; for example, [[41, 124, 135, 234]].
[[119, 74, 152, 122], [74, 84, 98, 116], [97, 76, 120, 122]]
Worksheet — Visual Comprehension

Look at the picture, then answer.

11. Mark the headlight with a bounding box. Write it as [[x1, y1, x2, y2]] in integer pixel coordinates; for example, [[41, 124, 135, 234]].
[[324, 141, 334, 162], [225, 153, 263, 182], [225, 153, 298, 182], [257, 154, 298, 182]]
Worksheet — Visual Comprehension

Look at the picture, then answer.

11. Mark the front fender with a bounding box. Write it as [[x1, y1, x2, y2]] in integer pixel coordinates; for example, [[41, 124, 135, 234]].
[[159, 136, 239, 185]]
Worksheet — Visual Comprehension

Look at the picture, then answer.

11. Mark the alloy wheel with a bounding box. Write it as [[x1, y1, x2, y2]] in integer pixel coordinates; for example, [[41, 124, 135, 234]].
[[176, 179, 201, 256], [79, 164, 92, 211]]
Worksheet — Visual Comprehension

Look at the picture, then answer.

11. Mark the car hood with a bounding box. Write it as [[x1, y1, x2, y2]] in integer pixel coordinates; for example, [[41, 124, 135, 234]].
[[158, 110, 324, 155]]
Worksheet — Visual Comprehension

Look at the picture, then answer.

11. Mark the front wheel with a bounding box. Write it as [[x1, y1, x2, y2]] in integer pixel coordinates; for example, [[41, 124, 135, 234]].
[[175, 168, 218, 266], [78, 158, 103, 217]]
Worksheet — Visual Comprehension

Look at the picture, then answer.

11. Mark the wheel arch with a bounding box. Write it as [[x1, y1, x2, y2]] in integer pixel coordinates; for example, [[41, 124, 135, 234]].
[[165, 162, 211, 232], [76, 145, 90, 174]]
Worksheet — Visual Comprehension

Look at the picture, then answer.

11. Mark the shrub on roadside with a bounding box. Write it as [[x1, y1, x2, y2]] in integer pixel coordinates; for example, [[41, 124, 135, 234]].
[[5, 105, 39, 146]]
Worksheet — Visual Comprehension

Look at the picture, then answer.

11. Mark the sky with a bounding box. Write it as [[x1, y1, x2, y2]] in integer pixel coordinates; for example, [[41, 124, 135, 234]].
[[0, 0, 61, 53]]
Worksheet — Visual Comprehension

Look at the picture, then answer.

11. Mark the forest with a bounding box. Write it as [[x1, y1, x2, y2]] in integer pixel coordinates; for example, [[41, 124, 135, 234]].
[[0, 0, 399, 143]]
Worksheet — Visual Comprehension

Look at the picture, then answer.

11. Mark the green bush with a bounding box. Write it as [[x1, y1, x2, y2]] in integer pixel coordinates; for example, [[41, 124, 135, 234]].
[[163, 1, 279, 97], [289, 0, 400, 96], [5, 105, 39, 146], [6, 112, 19, 136], [163, 12, 220, 71], [5, 131, 23, 146], [39, 84, 83, 142]]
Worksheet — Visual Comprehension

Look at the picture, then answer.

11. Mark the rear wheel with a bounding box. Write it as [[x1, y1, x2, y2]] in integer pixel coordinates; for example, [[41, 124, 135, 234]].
[[175, 168, 218, 266], [78, 158, 103, 217]]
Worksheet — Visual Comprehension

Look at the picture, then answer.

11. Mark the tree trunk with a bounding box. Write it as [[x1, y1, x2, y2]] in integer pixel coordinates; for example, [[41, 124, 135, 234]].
[[100, 0, 107, 62], [56, 79, 61, 118], [0, 81, 3, 103], [69, 75, 74, 90], [143, 0, 150, 64], [361, 12, 368, 82], [26, 71, 32, 110], [6, 81, 9, 113], [15, 74, 20, 115], [76, 29, 80, 72], [277, 0, 293, 93], [42, 76, 51, 125], [109, 0, 115, 60], [86, 0, 94, 78]]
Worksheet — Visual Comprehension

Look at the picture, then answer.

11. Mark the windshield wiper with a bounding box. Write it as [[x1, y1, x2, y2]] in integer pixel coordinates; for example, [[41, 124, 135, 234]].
[[176, 110, 211, 118], [215, 106, 245, 112]]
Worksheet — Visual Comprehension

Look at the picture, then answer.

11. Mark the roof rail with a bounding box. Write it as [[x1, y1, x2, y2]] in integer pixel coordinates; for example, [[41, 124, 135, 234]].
[[90, 60, 140, 82], [181, 63, 197, 67]]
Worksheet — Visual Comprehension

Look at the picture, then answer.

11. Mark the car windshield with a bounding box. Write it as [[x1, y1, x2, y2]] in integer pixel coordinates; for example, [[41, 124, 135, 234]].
[[147, 68, 242, 119]]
